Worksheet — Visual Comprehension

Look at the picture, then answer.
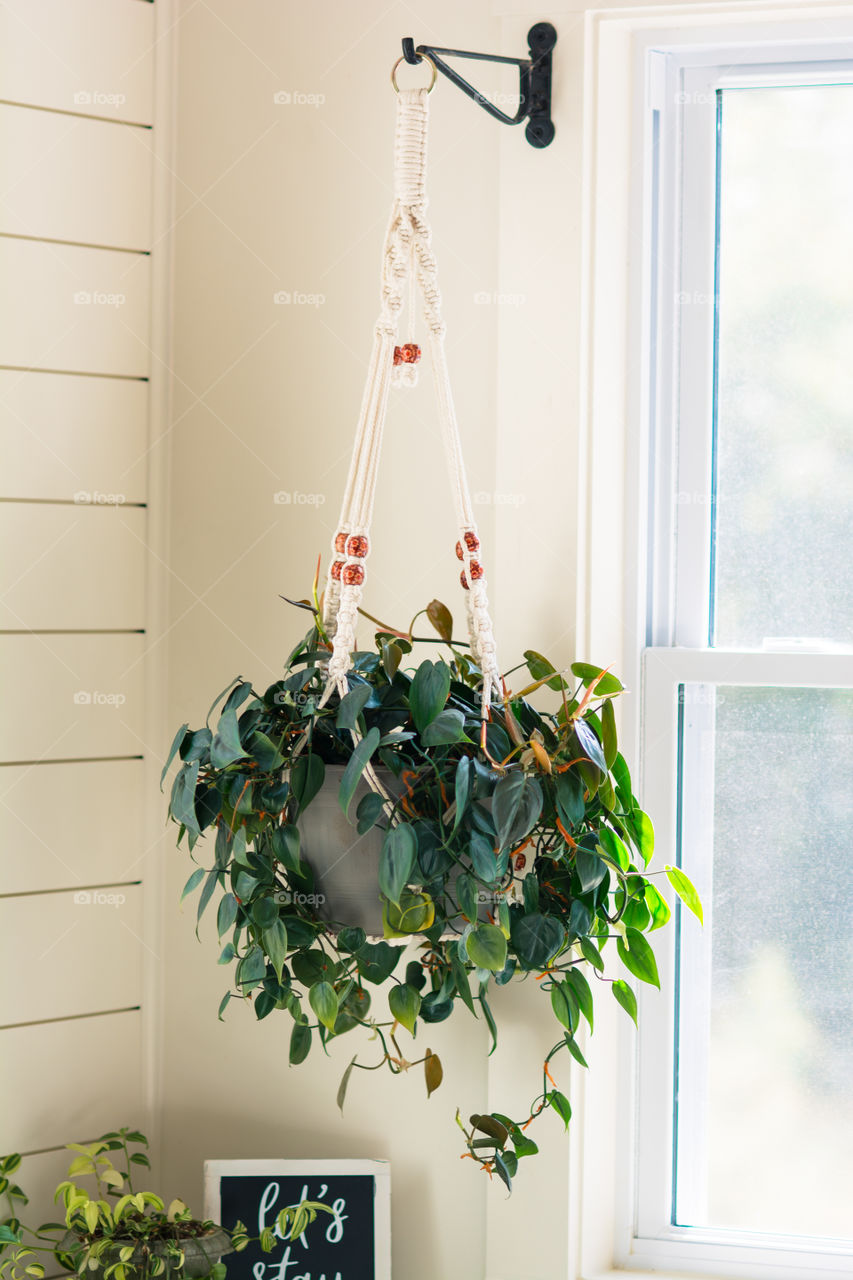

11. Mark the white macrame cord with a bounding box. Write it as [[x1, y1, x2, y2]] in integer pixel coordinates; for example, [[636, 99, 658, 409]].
[[320, 88, 501, 721]]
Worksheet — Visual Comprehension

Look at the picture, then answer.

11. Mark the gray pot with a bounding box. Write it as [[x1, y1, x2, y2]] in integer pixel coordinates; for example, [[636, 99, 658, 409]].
[[58, 1226, 232, 1279], [297, 764, 398, 936]]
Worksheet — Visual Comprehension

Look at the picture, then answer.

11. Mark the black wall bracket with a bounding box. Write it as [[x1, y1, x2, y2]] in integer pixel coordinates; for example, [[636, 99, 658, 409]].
[[401, 23, 557, 149]]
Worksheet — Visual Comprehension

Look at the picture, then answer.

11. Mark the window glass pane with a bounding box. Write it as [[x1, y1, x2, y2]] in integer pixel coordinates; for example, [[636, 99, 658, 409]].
[[674, 685, 853, 1237], [713, 86, 853, 648]]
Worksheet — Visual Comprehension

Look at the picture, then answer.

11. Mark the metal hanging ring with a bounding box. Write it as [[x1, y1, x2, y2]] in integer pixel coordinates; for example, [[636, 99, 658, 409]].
[[391, 52, 438, 94]]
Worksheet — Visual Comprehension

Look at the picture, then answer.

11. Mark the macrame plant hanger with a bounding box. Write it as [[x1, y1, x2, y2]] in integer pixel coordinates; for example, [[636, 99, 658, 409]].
[[319, 67, 503, 748]]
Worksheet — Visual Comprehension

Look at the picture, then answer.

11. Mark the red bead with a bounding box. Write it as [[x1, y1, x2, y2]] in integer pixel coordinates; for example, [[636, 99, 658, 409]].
[[342, 564, 364, 586], [334, 532, 346, 554], [330, 560, 344, 581], [470, 561, 484, 581], [460, 570, 468, 590], [393, 343, 421, 366], [455, 532, 480, 561], [346, 535, 369, 558]]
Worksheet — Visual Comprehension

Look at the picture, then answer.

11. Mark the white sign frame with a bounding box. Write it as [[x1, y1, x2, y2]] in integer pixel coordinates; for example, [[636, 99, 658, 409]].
[[203, 1159, 391, 1280]]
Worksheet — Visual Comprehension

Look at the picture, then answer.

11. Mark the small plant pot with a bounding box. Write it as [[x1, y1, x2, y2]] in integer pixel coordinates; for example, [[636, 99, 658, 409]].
[[58, 1227, 233, 1279], [298, 765, 397, 936]]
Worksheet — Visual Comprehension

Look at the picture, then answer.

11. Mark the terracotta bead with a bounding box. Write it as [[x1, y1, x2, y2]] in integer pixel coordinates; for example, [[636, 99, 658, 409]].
[[393, 342, 421, 366], [342, 564, 365, 586], [330, 560, 344, 581], [455, 531, 480, 561], [346, 534, 369, 558], [334, 532, 347, 554]]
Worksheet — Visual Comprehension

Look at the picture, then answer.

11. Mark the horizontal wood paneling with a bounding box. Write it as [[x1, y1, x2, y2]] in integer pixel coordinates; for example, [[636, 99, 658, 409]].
[[0, 104, 154, 249], [0, 240, 151, 376], [0, 371, 148, 502], [0, 759, 145, 893], [0, 887, 143, 1025], [0, 1010, 143, 1154], [0, 1, 155, 124], [0, 504, 146, 630], [0, 633, 146, 761]]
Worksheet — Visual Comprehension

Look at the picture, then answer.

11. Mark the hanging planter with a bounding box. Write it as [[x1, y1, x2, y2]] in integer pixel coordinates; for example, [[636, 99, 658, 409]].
[[165, 77, 702, 1190]]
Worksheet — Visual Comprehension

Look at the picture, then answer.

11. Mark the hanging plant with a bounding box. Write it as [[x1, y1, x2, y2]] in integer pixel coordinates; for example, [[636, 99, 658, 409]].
[[164, 585, 701, 1192]]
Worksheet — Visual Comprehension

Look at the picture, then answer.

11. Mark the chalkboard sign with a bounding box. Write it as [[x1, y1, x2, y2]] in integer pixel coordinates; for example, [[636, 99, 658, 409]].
[[204, 1160, 391, 1280]]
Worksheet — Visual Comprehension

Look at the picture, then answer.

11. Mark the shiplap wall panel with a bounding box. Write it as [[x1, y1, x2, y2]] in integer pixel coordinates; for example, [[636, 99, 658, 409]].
[[0, 888, 143, 1025], [0, 240, 151, 376], [0, 105, 153, 249], [0, 504, 147, 631], [0, 372, 148, 503], [0, 1011, 143, 1154], [0, 634, 145, 761], [0, 759, 145, 894], [0, 1, 155, 124]]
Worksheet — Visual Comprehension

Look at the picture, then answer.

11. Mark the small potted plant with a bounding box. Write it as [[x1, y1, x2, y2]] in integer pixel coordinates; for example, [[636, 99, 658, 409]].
[[0, 1130, 329, 1280], [165, 577, 701, 1191]]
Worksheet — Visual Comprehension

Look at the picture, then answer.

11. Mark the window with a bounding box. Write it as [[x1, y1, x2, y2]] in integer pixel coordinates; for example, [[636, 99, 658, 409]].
[[631, 33, 853, 1280]]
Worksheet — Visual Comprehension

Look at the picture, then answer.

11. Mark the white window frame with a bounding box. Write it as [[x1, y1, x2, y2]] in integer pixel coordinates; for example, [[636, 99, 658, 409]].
[[576, 6, 853, 1279]]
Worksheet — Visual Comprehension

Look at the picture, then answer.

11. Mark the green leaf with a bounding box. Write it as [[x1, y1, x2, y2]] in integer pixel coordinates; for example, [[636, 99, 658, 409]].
[[379, 822, 418, 905], [479, 993, 498, 1056], [574, 847, 608, 894], [424, 1049, 443, 1097], [616, 927, 660, 989], [470, 831, 499, 884], [574, 718, 607, 774], [271, 823, 302, 874], [337, 684, 371, 731], [170, 760, 201, 836], [550, 981, 578, 1034], [611, 979, 638, 1025], [510, 913, 565, 970], [465, 923, 507, 972], [338, 926, 366, 954], [453, 757, 472, 834], [289, 1021, 311, 1064], [217, 992, 231, 1020], [549, 1089, 572, 1130], [426, 600, 453, 643], [161, 723, 189, 789], [309, 981, 339, 1032], [338, 727, 381, 817], [180, 867, 204, 902], [492, 771, 524, 850], [356, 790, 385, 835], [196, 868, 219, 927], [600, 697, 618, 770], [389, 983, 421, 1034], [524, 650, 566, 692], [665, 865, 703, 923], [570, 663, 623, 695], [644, 882, 672, 931], [336, 1056, 358, 1113], [217, 893, 238, 938], [209, 708, 246, 769], [290, 754, 325, 815], [493, 1151, 513, 1193], [567, 966, 594, 1031], [263, 919, 288, 982], [235, 945, 266, 990], [248, 730, 283, 772], [421, 708, 469, 747], [564, 1033, 589, 1069], [631, 809, 655, 865], [409, 660, 451, 732], [456, 872, 478, 922], [579, 936, 605, 973], [355, 940, 402, 984], [383, 891, 435, 936], [555, 770, 585, 829]]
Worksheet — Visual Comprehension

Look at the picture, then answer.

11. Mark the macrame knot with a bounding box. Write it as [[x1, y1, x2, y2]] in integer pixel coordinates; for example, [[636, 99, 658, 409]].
[[393, 89, 429, 209]]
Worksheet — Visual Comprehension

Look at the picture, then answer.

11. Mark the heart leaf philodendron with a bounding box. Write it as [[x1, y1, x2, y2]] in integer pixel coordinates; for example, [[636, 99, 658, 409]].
[[165, 586, 701, 1191]]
